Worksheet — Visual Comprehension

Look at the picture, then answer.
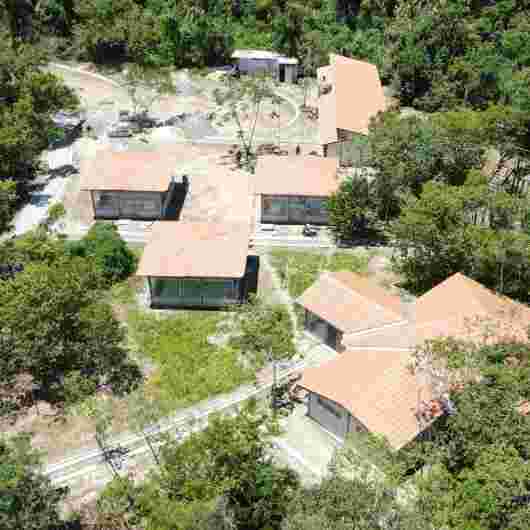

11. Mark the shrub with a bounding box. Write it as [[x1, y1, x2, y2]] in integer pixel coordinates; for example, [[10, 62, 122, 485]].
[[67, 222, 138, 284], [47, 202, 66, 224]]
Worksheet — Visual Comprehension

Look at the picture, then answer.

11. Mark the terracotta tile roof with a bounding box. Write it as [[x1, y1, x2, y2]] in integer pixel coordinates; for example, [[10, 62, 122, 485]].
[[254, 156, 340, 197], [80, 150, 178, 192], [345, 273, 530, 348], [317, 64, 338, 145], [136, 221, 249, 278], [297, 272, 405, 334], [317, 54, 386, 144], [300, 349, 434, 450], [180, 163, 254, 226], [414, 273, 530, 343]]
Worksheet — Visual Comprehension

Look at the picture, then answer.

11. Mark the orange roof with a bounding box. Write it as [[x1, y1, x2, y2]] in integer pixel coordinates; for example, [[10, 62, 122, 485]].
[[345, 273, 530, 348], [300, 349, 434, 450], [298, 272, 405, 334], [80, 150, 178, 192], [415, 273, 530, 342], [317, 54, 386, 144], [136, 221, 249, 278], [255, 156, 340, 197]]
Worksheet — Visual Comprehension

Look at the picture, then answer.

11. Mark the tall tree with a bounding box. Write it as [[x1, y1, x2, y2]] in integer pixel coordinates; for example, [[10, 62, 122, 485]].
[[214, 74, 276, 173], [0, 258, 141, 412], [326, 173, 378, 242], [74, 0, 162, 64], [0, 180, 17, 233], [401, 340, 530, 530], [390, 178, 530, 299], [0, 433, 69, 530], [97, 403, 299, 530], [0, 32, 78, 230], [366, 110, 486, 220]]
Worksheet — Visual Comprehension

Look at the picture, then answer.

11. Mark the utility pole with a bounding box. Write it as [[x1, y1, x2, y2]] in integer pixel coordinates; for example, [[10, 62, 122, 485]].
[[271, 354, 278, 412]]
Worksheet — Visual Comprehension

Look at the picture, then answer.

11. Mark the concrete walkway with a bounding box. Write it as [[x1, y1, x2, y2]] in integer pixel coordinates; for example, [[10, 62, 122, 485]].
[[260, 252, 299, 332], [275, 404, 341, 483]]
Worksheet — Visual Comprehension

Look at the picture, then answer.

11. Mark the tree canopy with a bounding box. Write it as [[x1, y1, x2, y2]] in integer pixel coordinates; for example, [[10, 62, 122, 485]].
[[0, 434, 68, 530], [398, 339, 530, 530], [1, 0, 528, 121], [0, 229, 141, 416], [66, 222, 138, 285], [95, 402, 300, 530], [0, 32, 78, 232], [0, 258, 141, 410], [390, 177, 530, 300]]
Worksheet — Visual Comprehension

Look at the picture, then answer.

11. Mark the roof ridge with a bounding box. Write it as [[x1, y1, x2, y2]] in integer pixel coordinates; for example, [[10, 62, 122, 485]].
[[324, 271, 403, 318], [435, 272, 512, 313]]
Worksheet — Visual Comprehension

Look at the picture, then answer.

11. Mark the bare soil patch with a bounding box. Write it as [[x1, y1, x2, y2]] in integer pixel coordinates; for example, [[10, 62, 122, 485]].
[[0, 394, 131, 464]]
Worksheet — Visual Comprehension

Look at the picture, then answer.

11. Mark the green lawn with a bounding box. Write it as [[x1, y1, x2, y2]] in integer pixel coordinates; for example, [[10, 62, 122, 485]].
[[127, 309, 255, 414], [269, 248, 371, 299]]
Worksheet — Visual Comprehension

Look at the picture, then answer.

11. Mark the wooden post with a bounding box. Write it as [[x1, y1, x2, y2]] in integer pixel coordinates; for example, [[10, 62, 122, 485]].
[[89, 190, 97, 218]]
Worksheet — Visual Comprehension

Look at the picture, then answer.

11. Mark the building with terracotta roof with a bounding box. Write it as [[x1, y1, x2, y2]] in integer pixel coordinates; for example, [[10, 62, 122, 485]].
[[254, 156, 340, 224], [297, 271, 406, 349], [299, 349, 440, 449], [80, 150, 184, 220], [317, 54, 386, 166], [296, 271, 530, 446], [136, 221, 258, 308], [345, 273, 530, 349]]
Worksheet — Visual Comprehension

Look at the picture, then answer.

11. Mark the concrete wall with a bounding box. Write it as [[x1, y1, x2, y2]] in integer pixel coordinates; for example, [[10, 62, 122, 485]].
[[237, 58, 277, 76], [307, 392, 369, 440], [236, 58, 297, 83], [308, 392, 350, 439], [281, 63, 297, 84]]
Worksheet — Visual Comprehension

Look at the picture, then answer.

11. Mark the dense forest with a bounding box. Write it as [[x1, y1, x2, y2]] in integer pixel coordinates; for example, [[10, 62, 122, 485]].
[[0, 1, 529, 112]]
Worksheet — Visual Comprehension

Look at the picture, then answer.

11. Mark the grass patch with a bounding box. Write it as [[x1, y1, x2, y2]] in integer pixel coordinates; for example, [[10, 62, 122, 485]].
[[109, 279, 138, 306], [269, 248, 370, 298], [128, 310, 255, 414]]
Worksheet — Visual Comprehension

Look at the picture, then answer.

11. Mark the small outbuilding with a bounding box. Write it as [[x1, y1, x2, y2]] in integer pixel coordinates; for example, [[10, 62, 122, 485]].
[[299, 349, 442, 449], [297, 271, 405, 350], [318, 54, 386, 166], [136, 221, 258, 309], [232, 49, 298, 83], [254, 155, 340, 225], [80, 151, 183, 220]]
